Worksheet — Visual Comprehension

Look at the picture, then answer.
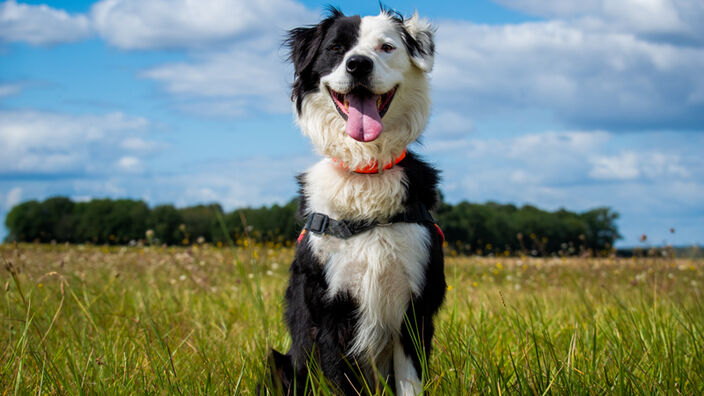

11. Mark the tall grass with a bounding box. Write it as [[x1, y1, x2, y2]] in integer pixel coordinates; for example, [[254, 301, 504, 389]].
[[1, 243, 703, 394]]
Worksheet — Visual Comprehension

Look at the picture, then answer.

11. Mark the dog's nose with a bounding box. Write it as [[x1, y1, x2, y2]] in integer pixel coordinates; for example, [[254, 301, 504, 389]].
[[346, 55, 373, 78]]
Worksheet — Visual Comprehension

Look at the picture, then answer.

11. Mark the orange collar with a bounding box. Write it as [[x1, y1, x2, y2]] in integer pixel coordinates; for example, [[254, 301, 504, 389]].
[[333, 150, 407, 174]]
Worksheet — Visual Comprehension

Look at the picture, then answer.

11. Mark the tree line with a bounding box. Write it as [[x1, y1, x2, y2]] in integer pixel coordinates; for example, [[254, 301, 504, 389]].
[[4, 196, 620, 255]]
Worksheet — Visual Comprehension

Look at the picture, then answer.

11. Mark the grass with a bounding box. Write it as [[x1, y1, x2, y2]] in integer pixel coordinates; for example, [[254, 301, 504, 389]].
[[1, 242, 703, 394]]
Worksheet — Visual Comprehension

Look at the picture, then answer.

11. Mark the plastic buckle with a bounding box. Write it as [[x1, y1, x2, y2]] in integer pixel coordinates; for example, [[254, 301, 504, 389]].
[[306, 213, 329, 234]]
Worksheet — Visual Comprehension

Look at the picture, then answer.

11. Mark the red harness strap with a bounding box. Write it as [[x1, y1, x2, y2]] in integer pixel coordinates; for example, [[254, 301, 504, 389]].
[[297, 229, 307, 244], [433, 223, 445, 243]]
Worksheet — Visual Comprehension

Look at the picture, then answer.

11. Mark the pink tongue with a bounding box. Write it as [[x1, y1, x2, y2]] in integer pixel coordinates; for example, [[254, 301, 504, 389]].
[[346, 93, 383, 142]]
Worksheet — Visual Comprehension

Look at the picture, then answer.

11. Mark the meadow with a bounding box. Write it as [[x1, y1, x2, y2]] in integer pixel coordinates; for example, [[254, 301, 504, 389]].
[[1, 242, 703, 395]]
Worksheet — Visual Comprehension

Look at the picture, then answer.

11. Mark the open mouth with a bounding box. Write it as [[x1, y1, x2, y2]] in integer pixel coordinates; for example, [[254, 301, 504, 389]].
[[327, 85, 397, 142], [328, 86, 397, 121]]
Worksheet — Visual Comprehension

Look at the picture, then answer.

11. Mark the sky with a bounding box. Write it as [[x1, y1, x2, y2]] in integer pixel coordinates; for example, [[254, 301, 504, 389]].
[[1, 0, 702, 247]]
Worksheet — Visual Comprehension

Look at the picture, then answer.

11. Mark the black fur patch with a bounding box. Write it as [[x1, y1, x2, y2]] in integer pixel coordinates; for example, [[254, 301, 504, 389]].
[[397, 151, 441, 211], [380, 6, 435, 60], [279, 236, 362, 394], [268, 153, 446, 395], [285, 8, 361, 114]]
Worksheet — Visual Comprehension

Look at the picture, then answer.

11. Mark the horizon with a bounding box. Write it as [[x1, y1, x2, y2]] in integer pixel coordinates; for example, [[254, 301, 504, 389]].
[[5, 194, 701, 250], [1, 0, 703, 247]]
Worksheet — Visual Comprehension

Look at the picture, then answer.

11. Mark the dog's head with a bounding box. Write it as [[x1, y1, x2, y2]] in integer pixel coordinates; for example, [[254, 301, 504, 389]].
[[286, 8, 435, 170]]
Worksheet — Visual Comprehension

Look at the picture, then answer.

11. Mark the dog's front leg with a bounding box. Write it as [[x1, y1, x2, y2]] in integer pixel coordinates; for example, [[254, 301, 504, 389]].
[[314, 293, 362, 395], [393, 337, 423, 396]]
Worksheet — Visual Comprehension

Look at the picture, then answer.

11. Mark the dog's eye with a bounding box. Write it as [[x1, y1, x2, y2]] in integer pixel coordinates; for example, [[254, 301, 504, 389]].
[[380, 43, 395, 53], [329, 44, 344, 53]]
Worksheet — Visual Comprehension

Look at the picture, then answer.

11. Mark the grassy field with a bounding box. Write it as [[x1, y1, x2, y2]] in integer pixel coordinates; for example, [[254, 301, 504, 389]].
[[1, 242, 703, 395]]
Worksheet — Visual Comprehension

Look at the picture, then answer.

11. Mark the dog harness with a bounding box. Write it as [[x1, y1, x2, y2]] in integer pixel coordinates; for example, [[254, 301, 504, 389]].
[[298, 202, 444, 242]]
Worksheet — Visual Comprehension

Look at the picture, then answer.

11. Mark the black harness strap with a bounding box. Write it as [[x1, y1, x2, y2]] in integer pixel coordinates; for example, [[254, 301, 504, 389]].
[[303, 202, 435, 239]]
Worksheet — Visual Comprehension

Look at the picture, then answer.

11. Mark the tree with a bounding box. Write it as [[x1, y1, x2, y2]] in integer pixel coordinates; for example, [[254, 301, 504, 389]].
[[5, 200, 42, 242], [147, 205, 183, 245], [3, 196, 621, 255], [178, 204, 223, 243], [581, 207, 621, 252], [74, 199, 148, 244]]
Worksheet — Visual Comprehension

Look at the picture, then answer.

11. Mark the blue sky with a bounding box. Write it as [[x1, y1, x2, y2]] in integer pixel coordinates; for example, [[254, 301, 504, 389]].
[[1, 0, 703, 247]]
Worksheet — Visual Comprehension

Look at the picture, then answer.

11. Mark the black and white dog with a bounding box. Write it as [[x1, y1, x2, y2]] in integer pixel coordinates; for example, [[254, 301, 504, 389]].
[[268, 8, 445, 395]]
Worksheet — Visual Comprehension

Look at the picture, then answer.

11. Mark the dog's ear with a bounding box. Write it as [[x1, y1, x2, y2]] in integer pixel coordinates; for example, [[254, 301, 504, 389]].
[[286, 8, 344, 76], [402, 12, 435, 72], [286, 23, 327, 113], [286, 25, 325, 78], [286, 9, 343, 113]]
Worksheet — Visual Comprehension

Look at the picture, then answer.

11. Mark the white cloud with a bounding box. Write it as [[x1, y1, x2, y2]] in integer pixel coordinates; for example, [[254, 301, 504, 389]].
[[176, 98, 254, 118], [91, 0, 314, 50], [143, 47, 292, 114], [426, 128, 703, 245], [434, 130, 700, 211], [0, 0, 92, 45], [431, 129, 609, 156], [495, 0, 704, 43], [589, 151, 689, 180], [186, 187, 221, 204], [433, 2, 704, 129], [116, 156, 142, 173], [428, 130, 616, 208], [92, 0, 319, 115], [5, 151, 310, 211], [1, 0, 316, 50], [170, 154, 314, 209], [0, 83, 23, 98], [3, 186, 22, 209], [0, 110, 152, 174], [120, 137, 161, 152], [427, 111, 475, 138], [430, 130, 610, 206], [589, 152, 641, 180], [0, 149, 314, 240], [495, 0, 603, 17], [641, 153, 690, 178], [506, 130, 610, 157], [71, 179, 127, 197]]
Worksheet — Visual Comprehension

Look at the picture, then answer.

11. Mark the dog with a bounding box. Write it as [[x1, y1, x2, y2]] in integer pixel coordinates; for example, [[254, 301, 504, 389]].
[[267, 7, 446, 395]]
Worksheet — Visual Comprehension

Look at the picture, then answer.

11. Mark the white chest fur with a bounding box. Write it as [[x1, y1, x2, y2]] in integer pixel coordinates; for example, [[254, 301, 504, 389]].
[[303, 160, 430, 357]]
